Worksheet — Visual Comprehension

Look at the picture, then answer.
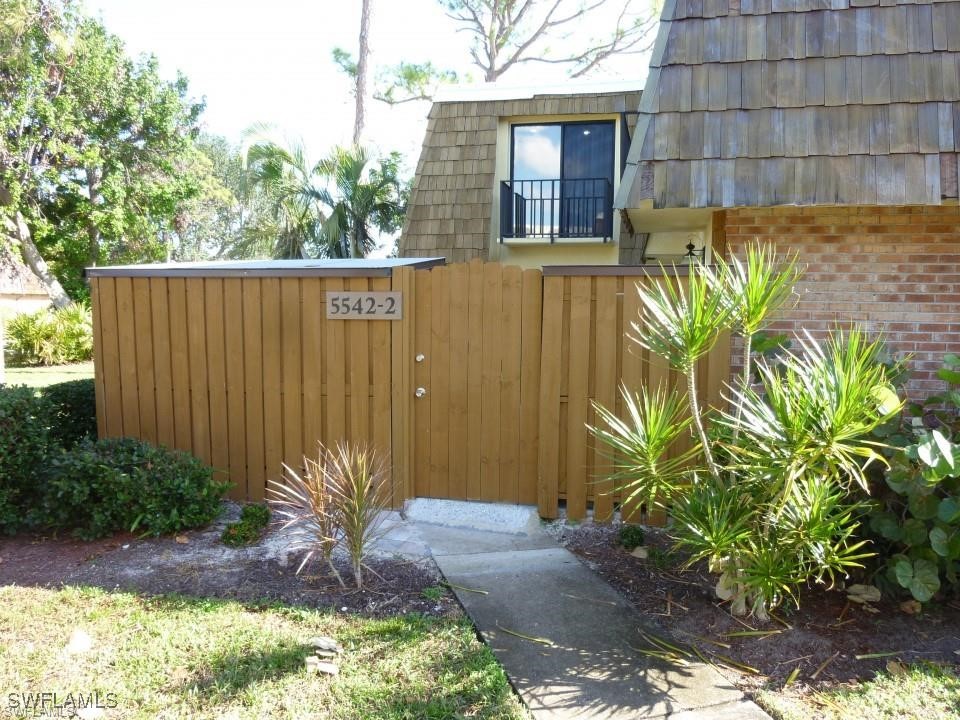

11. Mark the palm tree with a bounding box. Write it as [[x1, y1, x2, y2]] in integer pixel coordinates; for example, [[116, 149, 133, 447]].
[[316, 146, 406, 258], [243, 130, 327, 259]]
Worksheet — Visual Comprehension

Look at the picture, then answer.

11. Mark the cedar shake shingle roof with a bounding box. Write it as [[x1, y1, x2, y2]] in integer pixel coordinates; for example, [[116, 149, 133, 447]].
[[617, 0, 960, 210]]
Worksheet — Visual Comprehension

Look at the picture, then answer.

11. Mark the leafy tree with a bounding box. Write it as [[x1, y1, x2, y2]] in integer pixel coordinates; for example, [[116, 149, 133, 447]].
[[443, 0, 657, 82], [171, 134, 279, 261], [335, 48, 459, 107], [1, 0, 209, 299]]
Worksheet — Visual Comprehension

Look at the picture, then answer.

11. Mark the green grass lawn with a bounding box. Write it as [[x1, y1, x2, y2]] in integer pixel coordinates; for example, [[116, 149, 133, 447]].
[[756, 663, 960, 720], [0, 585, 528, 720], [1, 361, 94, 387]]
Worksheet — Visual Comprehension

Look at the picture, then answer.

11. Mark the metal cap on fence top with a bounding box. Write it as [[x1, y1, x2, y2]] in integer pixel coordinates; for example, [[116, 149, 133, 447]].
[[84, 258, 447, 279]]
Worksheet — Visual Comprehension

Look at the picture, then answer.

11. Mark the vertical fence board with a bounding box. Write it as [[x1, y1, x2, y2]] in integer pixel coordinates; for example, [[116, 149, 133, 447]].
[[131, 278, 156, 444], [185, 279, 210, 464], [390, 267, 414, 506], [301, 279, 323, 463], [242, 278, 266, 499], [499, 265, 523, 504], [167, 278, 192, 453], [518, 269, 542, 506], [592, 276, 619, 523], [90, 279, 107, 439], [347, 277, 370, 444], [205, 278, 229, 479], [324, 278, 347, 444], [370, 276, 393, 489], [480, 262, 503, 501], [281, 278, 303, 473], [413, 270, 431, 497], [261, 278, 283, 487], [565, 276, 592, 520], [223, 278, 247, 499], [537, 276, 564, 518], [149, 278, 174, 449], [95, 279, 123, 437], [429, 266, 450, 498], [465, 260, 484, 499], [115, 277, 140, 438], [447, 263, 470, 500]]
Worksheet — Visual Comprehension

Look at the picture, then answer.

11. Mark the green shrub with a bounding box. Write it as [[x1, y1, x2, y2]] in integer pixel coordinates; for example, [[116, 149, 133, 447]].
[[868, 354, 960, 603], [0, 385, 53, 533], [42, 439, 138, 539], [4, 302, 93, 366], [221, 503, 271, 547], [44, 438, 230, 540], [617, 524, 645, 550], [42, 379, 96, 448]]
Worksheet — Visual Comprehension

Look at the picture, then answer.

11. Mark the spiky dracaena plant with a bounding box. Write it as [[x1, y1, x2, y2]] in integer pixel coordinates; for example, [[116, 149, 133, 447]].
[[589, 384, 701, 512], [591, 245, 902, 619], [629, 264, 732, 479], [267, 454, 344, 584], [714, 243, 802, 439], [323, 442, 391, 590]]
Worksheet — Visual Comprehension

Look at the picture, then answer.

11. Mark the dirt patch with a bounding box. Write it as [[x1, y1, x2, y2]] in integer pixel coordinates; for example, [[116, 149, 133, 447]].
[[0, 532, 133, 586], [0, 503, 455, 618], [556, 521, 960, 692]]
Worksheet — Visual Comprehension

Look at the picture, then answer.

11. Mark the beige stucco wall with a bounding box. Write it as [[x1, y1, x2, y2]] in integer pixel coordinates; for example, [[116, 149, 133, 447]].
[[0, 294, 50, 320]]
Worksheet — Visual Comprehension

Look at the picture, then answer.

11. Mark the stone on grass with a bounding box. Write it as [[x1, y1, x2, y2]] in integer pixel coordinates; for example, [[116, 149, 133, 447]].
[[309, 636, 342, 654], [305, 656, 339, 676], [66, 628, 93, 655]]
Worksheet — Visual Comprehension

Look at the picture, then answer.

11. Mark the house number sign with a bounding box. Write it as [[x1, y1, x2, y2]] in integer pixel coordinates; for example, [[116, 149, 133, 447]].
[[326, 291, 403, 320]]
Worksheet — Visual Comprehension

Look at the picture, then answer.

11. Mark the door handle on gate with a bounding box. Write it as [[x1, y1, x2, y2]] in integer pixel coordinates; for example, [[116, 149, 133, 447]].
[[415, 387, 427, 398]]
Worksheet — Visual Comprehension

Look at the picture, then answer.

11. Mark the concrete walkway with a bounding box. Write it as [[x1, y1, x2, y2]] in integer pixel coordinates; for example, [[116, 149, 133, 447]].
[[404, 500, 771, 720]]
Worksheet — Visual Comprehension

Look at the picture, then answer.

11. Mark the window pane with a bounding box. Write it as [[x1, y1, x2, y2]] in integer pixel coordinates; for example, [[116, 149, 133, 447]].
[[562, 123, 614, 237], [562, 123, 614, 182], [511, 125, 561, 180], [511, 125, 562, 237]]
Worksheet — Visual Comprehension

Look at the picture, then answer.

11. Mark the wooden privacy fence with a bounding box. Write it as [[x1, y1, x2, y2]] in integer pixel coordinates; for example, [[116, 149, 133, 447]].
[[90, 259, 729, 524]]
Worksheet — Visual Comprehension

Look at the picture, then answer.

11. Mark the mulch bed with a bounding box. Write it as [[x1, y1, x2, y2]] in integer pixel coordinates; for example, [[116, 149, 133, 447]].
[[0, 517, 456, 619], [558, 522, 960, 692]]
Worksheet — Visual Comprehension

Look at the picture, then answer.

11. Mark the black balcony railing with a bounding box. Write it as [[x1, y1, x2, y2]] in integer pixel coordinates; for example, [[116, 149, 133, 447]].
[[499, 178, 613, 241]]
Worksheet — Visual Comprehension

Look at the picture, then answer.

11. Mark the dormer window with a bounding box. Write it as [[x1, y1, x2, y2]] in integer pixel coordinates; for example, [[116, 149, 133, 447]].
[[500, 120, 615, 241]]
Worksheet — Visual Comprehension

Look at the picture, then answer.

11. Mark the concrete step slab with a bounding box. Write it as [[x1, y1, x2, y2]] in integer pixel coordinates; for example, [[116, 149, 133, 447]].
[[405, 498, 542, 535]]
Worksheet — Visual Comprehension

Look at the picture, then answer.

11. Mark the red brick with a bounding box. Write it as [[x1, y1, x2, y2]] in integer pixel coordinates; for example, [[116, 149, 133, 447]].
[[724, 204, 960, 398]]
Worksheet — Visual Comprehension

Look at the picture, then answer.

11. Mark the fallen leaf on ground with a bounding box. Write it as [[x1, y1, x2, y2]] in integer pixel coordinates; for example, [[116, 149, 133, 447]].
[[899, 599, 922, 615], [175, 535, 189, 544], [886, 660, 908, 675]]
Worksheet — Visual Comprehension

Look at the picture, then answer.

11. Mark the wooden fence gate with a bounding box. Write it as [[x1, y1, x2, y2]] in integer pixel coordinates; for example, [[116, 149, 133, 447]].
[[91, 259, 729, 524]]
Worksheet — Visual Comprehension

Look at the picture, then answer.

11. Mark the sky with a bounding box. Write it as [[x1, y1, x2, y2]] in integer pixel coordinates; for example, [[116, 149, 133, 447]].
[[83, 0, 653, 175]]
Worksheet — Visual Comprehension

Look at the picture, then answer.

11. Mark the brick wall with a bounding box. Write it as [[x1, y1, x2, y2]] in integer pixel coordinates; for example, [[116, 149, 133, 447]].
[[723, 205, 960, 399]]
